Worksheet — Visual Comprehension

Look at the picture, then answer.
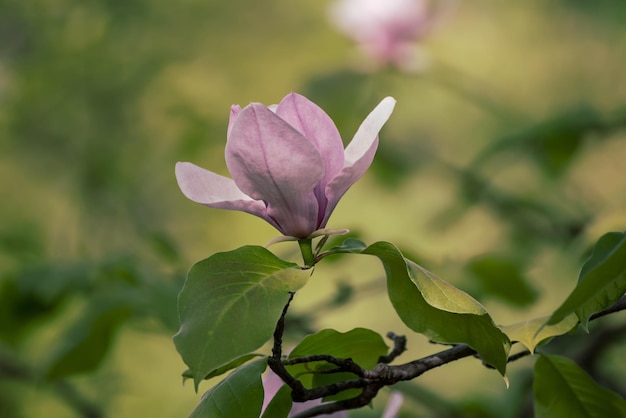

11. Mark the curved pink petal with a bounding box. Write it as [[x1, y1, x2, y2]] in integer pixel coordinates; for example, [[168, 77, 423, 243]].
[[275, 93, 346, 225], [175, 162, 278, 228], [323, 96, 396, 225], [226, 104, 326, 237], [275, 93, 345, 184]]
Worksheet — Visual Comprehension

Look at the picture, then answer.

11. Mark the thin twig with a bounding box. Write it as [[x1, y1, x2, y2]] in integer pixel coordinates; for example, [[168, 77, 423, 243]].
[[282, 355, 367, 377], [268, 292, 306, 393], [378, 332, 407, 364]]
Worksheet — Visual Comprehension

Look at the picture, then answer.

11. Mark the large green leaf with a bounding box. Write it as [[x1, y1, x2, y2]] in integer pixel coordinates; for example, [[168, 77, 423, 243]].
[[547, 231, 626, 329], [534, 354, 626, 418], [182, 353, 264, 384], [174, 246, 310, 389], [287, 328, 389, 401], [362, 241, 511, 376], [190, 357, 267, 418], [502, 314, 578, 353]]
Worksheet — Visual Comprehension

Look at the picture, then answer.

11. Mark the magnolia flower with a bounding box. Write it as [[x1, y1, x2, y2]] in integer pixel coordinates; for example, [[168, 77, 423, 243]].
[[176, 93, 395, 238], [330, 0, 438, 69]]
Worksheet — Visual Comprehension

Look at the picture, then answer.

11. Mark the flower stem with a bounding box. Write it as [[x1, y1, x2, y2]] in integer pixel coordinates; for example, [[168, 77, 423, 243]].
[[298, 238, 315, 267]]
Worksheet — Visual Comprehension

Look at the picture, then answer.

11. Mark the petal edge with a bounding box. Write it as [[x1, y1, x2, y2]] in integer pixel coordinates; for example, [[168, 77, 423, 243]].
[[175, 162, 274, 225], [322, 97, 396, 225]]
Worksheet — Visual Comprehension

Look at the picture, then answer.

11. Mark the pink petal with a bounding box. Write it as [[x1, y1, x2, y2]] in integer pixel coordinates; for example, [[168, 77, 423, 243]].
[[323, 96, 396, 225], [175, 162, 277, 228], [226, 104, 326, 237], [261, 371, 284, 413], [275, 93, 345, 186], [381, 391, 403, 418], [261, 370, 348, 418], [274, 93, 346, 225]]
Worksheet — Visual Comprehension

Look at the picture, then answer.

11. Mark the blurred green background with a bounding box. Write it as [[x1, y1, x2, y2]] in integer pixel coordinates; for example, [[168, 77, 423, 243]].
[[1, 0, 625, 417]]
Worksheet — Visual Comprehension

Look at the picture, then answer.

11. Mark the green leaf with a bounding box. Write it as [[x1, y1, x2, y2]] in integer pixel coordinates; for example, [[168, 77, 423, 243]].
[[287, 328, 389, 401], [547, 231, 626, 329], [472, 106, 601, 177], [174, 246, 310, 389], [327, 238, 367, 254], [182, 353, 263, 383], [261, 384, 292, 418], [502, 314, 578, 353], [190, 357, 267, 418], [45, 294, 134, 379], [362, 242, 511, 376], [534, 354, 626, 418], [466, 254, 538, 307]]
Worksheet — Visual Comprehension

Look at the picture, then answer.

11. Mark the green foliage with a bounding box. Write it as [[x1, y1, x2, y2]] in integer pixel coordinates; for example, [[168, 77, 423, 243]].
[[287, 328, 389, 401], [1, 1, 625, 417], [466, 254, 538, 307], [174, 246, 310, 389], [548, 231, 626, 329], [362, 241, 511, 377], [451, 166, 588, 246], [182, 353, 264, 383], [533, 354, 626, 418], [502, 314, 578, 354], [44, 296, 134, 379], [474, 106, 613, 177], [190, 358, 267, 418], [327, 237, 368, 254], [0, 265, 85, 344]]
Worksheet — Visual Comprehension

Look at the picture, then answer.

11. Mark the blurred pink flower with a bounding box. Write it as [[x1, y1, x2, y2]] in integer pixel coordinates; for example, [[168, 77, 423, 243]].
[[330, 0, 439, 69], [261, 370, 348, 417], [381, 391, 403, 418], [261, 370, 403, 417], [176, 93, 395, 238]]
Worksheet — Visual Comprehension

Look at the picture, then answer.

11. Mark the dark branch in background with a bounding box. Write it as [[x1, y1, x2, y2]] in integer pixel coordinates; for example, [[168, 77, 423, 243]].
[[0, 346, 103, 418], [54, 380, 103, 418], [270, 294, 626, 418]]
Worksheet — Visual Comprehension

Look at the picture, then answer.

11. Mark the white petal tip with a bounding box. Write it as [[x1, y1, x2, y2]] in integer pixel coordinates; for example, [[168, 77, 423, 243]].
[[377, 96, 397, 114]]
